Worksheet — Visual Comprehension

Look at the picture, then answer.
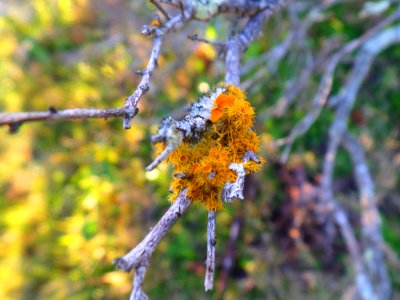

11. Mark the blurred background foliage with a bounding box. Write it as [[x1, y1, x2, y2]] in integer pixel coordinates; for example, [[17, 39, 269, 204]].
[[0, 0, 400, 299]]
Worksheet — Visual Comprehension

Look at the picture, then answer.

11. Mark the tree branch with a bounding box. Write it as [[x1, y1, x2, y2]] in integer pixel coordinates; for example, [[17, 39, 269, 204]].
[[241, 0, 335, 90], [240, 29, 294, 90], [123, 10, 192, 129], [342, 132, 391, 299], [319, 22, 400, 300], [0, 107, 126, 127], [114, 190, 191, 299], [225, 1, 288, 85], [280, 7, 400, 162], [131, 264, 149, 300], [114, 190, 191, 272], [149, 0, 170, 20], [204, 211, 216, 291], [331, 202, 378, 300], [321, 22, 400, 209]]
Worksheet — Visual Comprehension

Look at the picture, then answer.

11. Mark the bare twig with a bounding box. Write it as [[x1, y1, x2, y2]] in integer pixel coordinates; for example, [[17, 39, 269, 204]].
[[187, 33, 226, 55], [240, 30, 294, 90], [269, 38, 338, 118], [205, 211, 216, 291], [131, 264, 149, 300], [159, 0, 179, 7], [318, 22, 400, 300], [123, 10, 192, 129], [146, 143, 177, 171], [280, 7, 400, 162], [160, 0, 287, 18], [241, 0, 333, 90], [218, 0, 288, 17], [0, 107, 126, 127], [187, 33, 225, 48], [150, 0, 170, 20], [225, 1, 288, 85], [114, 190, 191, 273], [331, 202, 378, 300], [382, 242, 400, 269], [342, 132, 391, 299], [321, 22, 400, 209]]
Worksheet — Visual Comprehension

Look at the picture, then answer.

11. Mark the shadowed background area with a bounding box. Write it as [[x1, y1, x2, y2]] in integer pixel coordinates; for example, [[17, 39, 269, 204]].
[[1, 0, 400, 299]]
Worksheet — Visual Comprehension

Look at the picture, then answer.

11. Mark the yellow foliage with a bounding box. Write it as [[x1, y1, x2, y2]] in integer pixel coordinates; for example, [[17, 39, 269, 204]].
[[34, 0, 53, 27], [194, 43, 216, 61], [165, 84, 263, 211], [0, 34, 17, 57]]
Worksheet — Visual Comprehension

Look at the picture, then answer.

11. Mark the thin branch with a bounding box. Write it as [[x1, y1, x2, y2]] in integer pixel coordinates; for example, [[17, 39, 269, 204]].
[[160, 0, 287, 18], [331, 202, 378, 300], [150, 0, 170, 20], [204, 211, 216, 291], [131, 264, 149, 300], [187, 33, 226, 55], [319, 22, 400, 300], [146, 143, 177, 171], [218, 0, 288, 17], [240, 30, 294, 90], [382, 242, 400, 269], [241, 0, 334, 90], [268, 37, 338, 118], [321, 22, 400, 208], [114, 190, 191, 273], [159, 0, 179, 7], [225, 1, 288, 85], [187, 34, 225, 48], [123, 10, 192, 129], [342, 132, 391, 299], [0, 107, 126, 127], [280, 7, 400, 162]]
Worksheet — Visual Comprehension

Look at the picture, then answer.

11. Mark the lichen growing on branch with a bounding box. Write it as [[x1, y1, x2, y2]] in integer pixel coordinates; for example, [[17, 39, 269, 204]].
[[152, 84, 263, 211]]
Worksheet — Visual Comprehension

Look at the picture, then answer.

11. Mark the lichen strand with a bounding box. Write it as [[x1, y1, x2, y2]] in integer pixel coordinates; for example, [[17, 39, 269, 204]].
[[167, 84, 263, 211]]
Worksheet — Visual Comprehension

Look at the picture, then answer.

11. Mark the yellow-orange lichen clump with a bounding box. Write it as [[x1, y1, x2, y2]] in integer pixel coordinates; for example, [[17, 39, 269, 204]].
[[165, 84, 263, 211]]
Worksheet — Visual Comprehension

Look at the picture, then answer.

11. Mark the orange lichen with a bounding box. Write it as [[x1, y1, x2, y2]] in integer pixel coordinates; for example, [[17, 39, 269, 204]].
[[192, 163, 200, 172], [149, 18, 161, 27], [161, 84, 263, 211], [202, 165, 212, 173], [215, 93, 235, 109], [210, 108, 223, 122]]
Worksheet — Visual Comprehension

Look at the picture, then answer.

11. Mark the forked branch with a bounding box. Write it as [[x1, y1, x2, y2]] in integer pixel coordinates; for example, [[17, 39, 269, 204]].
[[114, 190, 191, 299]]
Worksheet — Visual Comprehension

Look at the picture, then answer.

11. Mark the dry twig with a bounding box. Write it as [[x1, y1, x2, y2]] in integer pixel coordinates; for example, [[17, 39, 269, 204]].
[[149, 0, 170, 20], [0, 107, 126, 128], [205, 211, 216, 291], [280, 7, 400, 162], [123, 10, 192, 129], [343, 132, 391, 299], [319, 22, 400, 300], [114, 190, 191, 298]]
